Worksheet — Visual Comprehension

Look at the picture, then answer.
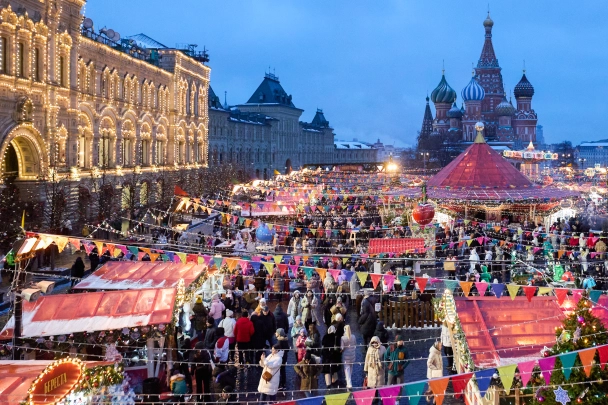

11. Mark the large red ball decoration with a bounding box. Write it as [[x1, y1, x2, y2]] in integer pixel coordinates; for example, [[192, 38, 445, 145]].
[[412, 203, 435, 225]]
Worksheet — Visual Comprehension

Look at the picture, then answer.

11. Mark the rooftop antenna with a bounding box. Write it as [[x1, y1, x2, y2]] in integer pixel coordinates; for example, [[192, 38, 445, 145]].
[[442, 59, 445, 75], [523, 59, 526, 74]]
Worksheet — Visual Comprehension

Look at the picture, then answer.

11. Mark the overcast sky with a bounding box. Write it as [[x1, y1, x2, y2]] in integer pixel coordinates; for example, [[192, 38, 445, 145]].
[[84, 0, 607, 148]]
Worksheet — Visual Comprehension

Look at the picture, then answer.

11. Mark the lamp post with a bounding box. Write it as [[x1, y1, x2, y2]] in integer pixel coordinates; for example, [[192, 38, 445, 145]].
[[420, 152, 429, 175], [579, 158, 587, 171]]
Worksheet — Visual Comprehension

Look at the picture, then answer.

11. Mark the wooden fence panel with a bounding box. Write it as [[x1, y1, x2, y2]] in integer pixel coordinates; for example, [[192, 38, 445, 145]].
[[379, 300, 437, 328]]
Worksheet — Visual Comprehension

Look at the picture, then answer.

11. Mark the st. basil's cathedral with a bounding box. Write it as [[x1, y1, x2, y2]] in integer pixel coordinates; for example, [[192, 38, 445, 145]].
[[420, 13, 538, 146]]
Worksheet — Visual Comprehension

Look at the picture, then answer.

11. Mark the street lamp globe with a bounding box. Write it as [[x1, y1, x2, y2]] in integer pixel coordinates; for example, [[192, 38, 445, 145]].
[[475, 121, 485, 133]]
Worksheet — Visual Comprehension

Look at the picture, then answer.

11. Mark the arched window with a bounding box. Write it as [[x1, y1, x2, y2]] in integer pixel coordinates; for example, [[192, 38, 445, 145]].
[[33, 48, 40, 81], [59, 56, 66, 87], [16, 43, 24, 77], [0, 37, 6, 74]]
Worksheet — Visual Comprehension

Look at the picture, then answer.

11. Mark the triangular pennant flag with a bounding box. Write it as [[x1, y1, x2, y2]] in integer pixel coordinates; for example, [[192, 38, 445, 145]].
[[213, 257, 223, 269], [324, 392, 350, 405], [263, 261, 275, 272], [357, 272, 369, 286], [378, 386, 401, 405], [474, 282, 488, 295], [578, 348, 597, 377], [444, 280, 459, 292], [176, 252, 187, 263], [523, 286, 536, 302], [416, 277, 428, 293], [404, 382, 426, 405], [518, 360, 536, 387], [383, 274, 396, 291], [303, 267, 314, 280], [370, 273, 382, 289], [352, 389, 376, 405], [598, 345, 608, 370], [428, 378, 450, 405], [316, 267, 327, 282], [398, 275, 410, 288], [273, 255, 283, 264], [589, 290, 602, 304], [451, 372, 473, 399], [68, 238, 81, 250], [460, 281, 473, 297], [150, 253, 160, 262], [497, 364, 518, 394], [138, 252, 146, 261], [288, 264, 299, 277], [226, 258, 239, 271], [538, 287, 553, 296], [507, 284, 520, 300], [572, 289, 584, 305], [126, 245, 139, 255], [491, 283, 505, 298], [343, 270, 354, 282], [278, 264, 288, 277], [475, 368, 496, 398], [328, 269, 341, 282], [538, 356, 556, 383], [559, 352, 578, 381], [165, 252, 175, 262]]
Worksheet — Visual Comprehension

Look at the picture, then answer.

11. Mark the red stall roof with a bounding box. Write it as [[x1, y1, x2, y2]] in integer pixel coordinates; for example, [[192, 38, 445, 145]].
[[0, 361, 111, 405], [0, 288, 175, 339], [455, 296, 566, 368], [73, 261, 207, 290]]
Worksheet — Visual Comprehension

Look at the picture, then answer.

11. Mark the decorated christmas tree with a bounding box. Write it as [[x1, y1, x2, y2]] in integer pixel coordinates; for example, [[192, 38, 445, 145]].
[[527, 296, 608, 404]]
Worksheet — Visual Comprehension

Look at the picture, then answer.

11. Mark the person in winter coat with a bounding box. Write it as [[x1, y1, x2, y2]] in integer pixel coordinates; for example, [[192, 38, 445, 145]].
[[358, 292, 377, 345], [170, 368, 188, 401], [306, 323, 321, 355], [291, 315, 305, 351], [219, 309, 236, 360], [192, 341, 213, 403], [275, 328, 290, 390], [341, 324, 357, 389], [70, 257, 85, 287], [258, 344, 284, 403], [214, 327, 230, 363], [273, 304, 290, 338], [271, 267, 284, 301], [88, 247, 100, 272], [244, 284, 260, 312], [427, 341, 443, 379], [384, 335, 409, 385], [323, 296, 336, 328], [209, 294, 225, 327], [330, 297, 347, 323], [255, 267, 268, 292], [287, 291, 302, 322], [364, 336, 386, 388], [217, 385, 237, 404], [373, 321, 389, 345], [204, 318, 218, 350], [294, 352, 322, 396], [295, 328, 308, 362], [321, 325, 341, 388], [251, 305, 276, 363], [301, 290, 322, 329], [192, 296, 208, 337], [441, 322, 454, 371], [234, 310, 255, 364]]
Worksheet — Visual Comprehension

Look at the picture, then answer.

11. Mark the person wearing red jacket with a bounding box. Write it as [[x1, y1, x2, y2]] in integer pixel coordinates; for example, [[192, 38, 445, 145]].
[[234, 310, 255, 364]]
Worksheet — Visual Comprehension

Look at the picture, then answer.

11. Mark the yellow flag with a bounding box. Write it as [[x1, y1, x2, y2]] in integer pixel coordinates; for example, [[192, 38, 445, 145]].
[[507, 284, 520, 300], [274, 169, 281, 175], [357, 272, 369, 286], [497, 364, 518, 394]]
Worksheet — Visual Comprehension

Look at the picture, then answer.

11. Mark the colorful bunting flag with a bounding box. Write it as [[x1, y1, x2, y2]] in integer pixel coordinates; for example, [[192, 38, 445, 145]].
[[554, 288, 568, 305], [451, 372, 473, 399], [497, 364, 517, 394], [523, 286, 536, 302], [428, 377, 450, 405], [357, 272, 369, 286], [416, 277, 428, 293], [378, 385, 401, 405], [383, 274, 396, 291], [351, 389, 376, 405], [490, 283, 505, 298], [460, 281, 473, 297], [474, 368, 496, 398], [578, 348, 596, 377], [370, 274, 382, 290], [404, 382, 426, 405], [474, 282, 488, 295], [559, 352, 578, 381], [517, 360, 536, 387], [444, 280, 459, 292], [398, 275, 410, 289], [324, 392, 350, 405], [538, 356, 556, 383]]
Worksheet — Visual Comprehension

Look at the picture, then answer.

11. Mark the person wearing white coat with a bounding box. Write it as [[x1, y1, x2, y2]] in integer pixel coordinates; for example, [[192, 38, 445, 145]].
[[341, 325, 357, 389], [427, 342, 443, 379], [364, 336, 386, 388], [258, 344, 284, 402]]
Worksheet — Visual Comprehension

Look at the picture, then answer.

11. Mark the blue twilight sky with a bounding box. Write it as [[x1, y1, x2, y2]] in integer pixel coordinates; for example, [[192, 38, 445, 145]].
[[84, 0, 608, 148]]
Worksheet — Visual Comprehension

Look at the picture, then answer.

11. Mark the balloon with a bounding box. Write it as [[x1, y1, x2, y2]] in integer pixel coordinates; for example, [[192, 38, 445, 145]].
[[256, 223, 275, 243]]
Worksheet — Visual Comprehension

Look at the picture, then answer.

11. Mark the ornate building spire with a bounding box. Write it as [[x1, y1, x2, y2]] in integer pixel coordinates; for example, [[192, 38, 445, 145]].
[[478, 12, 498, 68], [421, 96, 433, 137]]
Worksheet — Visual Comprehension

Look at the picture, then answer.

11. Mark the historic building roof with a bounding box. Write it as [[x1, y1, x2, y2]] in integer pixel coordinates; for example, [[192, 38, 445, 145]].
[[447, 102, 463, 118], [461, 76, 485, 101], [208, 86, 225, 110], [478, 12, 499, 68], [430, 74, 457, 104], [311, 109, 330, 128], [246, 72, 295, 107], [427, 132, 534, 189], [495, 95, 516, 116], [514, 72, 535, 98]]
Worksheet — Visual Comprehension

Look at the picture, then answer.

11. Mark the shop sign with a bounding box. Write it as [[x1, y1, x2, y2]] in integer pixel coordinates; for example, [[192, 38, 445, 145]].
[[28, 358, 85, 405]]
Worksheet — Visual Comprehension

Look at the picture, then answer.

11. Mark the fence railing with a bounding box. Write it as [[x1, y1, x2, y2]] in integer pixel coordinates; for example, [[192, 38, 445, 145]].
[[378, 299, 440, 328]]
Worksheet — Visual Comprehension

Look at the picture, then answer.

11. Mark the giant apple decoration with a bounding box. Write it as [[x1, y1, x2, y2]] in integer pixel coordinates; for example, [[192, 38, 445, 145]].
[[412, 203, 435, 226]]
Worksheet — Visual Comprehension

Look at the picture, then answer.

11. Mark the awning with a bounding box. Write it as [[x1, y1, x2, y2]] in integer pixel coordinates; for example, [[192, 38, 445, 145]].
[[0, 360, 112, 405], [0, 288, 175, 339], [73, 261, 207, 290]]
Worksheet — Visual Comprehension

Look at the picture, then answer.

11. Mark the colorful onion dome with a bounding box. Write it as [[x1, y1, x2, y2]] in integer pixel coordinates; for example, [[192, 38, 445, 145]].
[[461, 76, 485, 102], [495, 95, 516, 116], [430, 74, 457, 104], [514, 72, 535, 98]]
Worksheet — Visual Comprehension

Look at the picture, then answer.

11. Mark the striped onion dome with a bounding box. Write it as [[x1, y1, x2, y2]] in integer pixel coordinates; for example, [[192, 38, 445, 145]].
[[461, 76, 485, 102], [430, 74, 457, 104], [495, 95, 516, 116]]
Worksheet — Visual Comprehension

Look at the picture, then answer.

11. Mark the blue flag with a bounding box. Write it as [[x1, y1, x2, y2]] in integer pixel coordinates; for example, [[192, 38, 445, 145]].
[[475, 368, 496, 398], [559, 352, 578, 381], [404, 381, 427, 405]]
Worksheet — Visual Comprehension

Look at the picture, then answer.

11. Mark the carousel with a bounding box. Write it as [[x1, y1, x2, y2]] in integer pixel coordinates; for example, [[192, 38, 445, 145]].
[[502, 140, 558, 181], [425, 122, 579, 223]]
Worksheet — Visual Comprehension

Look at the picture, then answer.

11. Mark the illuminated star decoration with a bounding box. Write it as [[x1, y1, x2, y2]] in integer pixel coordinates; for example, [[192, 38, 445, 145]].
[[553, 386, 570, 405]]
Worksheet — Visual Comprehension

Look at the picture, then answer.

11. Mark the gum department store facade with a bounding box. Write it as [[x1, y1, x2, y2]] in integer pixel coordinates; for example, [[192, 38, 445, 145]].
[[0, 0, 210, 222]]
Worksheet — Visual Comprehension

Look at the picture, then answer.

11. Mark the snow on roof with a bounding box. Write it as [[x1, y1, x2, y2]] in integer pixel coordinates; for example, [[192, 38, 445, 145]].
[[579, 143, 608, 147], [73, 261, 207, 290], [335, 141, 373, 150], [0, 288, 175, 339]]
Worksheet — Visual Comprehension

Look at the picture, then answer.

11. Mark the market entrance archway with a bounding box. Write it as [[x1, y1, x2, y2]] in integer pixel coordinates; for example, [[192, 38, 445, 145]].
[[0, 126, 45, 179]]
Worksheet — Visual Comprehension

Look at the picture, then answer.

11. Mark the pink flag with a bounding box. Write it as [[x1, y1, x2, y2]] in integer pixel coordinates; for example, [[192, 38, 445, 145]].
[[518, 360, 537, 387], [83, 242, 94, 255], [383, 274, 396, 291], [572, 289, 584, 305], [378, 386, 401, 405], [329, 269, 341, 282], [352, 389, 376, 405], [475, 282, 488, 295], [538, 356, 556, 384]]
